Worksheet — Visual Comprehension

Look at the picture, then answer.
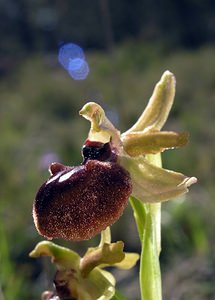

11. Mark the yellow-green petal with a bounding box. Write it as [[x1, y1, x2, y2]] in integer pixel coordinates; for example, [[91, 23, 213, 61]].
[[80, 242, 125, 277], [113, 252, 139, 270], [122, 131, 189, 156], [123, 70, 175, 134], [86, 268, 115, 300]]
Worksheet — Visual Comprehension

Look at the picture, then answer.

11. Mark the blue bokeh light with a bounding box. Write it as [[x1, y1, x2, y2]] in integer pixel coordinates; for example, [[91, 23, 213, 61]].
[[58, 43, 89, 80], [68, 58, 89, 80]]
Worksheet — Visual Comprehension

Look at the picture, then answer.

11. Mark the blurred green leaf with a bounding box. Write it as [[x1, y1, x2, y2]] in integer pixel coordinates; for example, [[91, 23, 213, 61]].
[[111, 289, 127, 300]]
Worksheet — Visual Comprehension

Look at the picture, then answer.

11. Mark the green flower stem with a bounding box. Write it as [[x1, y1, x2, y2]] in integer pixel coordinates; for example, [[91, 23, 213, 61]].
[[130, 153, 162, 300]]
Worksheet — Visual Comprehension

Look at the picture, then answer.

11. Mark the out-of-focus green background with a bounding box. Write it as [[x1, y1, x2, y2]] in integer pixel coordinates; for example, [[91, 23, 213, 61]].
[[0, 1, 215, 299]]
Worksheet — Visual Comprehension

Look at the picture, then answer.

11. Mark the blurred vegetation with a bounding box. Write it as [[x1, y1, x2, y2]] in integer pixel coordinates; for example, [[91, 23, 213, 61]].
[[0, 0, 215, 299], [0, 0, 215, 55]]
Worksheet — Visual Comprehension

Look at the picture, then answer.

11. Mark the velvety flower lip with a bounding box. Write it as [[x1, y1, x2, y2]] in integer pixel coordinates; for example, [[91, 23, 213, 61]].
[[33, 159, 132, 241], [80, 70, 197, 204]]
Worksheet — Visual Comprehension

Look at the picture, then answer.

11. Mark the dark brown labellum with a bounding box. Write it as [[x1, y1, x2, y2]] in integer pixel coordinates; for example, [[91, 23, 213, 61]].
[[33, 159, 132, 241]]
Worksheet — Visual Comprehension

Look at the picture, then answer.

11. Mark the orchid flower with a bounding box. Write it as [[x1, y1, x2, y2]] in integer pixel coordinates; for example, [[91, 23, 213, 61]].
[[31, 70, 197, 300], [80, 70, 197, 204], [30, 229, 139, 300], [79, 70, 197, 300]]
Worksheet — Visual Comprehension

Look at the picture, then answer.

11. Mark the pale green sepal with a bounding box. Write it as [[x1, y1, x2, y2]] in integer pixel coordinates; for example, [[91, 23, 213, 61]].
[[80, 242, 125, 277], [79, 102, 121, 146], [122, 131, 189, 156], [113, 252, 139, 269], [29, 241, 80, 270], [123, 70, 175, 134], [83, 268, 115, 300], [120, 155, 197, 203]]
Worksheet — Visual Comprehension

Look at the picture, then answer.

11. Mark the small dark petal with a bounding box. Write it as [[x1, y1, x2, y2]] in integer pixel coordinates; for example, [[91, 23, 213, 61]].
[[33, 160, 132, 241], [49, 162, 67, 175], [82, 139, 115, 163]]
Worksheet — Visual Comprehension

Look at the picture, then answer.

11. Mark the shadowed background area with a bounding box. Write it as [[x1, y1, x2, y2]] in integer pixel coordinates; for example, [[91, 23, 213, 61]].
[[0, 0, 215, 299]]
